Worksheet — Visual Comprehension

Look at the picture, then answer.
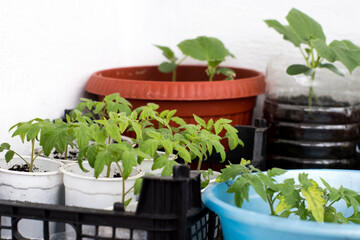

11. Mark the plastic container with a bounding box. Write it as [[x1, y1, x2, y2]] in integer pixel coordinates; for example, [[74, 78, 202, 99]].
[[60, 162, 144, 209], [0, 165, 222, 240], [264, 56, 360, 169], [0, 157, 63, 239], [203, 169, 360, 240]]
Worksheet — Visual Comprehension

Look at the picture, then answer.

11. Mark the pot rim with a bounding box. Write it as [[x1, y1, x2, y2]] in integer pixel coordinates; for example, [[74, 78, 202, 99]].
[[85, 65, 265, 100], [60, 162, 144, 182], [0, 156, 62, 176]]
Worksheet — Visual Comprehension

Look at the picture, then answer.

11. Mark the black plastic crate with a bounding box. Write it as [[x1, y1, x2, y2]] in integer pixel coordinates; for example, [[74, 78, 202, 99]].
[[0, 165, 222, 240]]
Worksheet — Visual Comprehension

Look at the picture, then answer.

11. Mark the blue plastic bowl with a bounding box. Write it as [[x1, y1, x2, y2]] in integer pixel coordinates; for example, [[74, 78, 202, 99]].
[[202, 169, 360, 240]]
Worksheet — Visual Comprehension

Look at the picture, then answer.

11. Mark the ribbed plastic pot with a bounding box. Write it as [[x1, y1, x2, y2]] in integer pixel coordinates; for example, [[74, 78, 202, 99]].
[[85, 65, 265, 125], [264, 98, 360, 169], [203, 169, 360, 240], [0, 157, 63, 239]]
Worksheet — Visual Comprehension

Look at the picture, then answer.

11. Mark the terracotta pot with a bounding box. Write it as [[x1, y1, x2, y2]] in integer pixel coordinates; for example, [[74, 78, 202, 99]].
[[85, 65, 265, 126]]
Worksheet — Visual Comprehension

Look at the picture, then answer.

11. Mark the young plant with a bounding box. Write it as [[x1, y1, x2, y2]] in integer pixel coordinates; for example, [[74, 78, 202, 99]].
[[265, 8, 360, 107], [156, 36, 236, 82], [217, 159, 360, 223], [180, 115, 244, 171], [0, 118, 54, 172]]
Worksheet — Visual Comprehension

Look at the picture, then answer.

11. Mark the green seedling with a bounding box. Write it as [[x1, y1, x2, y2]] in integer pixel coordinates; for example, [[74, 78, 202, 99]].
[[0, 118, 54, 172], [217, 159, 360, 223], [156, 36, 236, 82], [265, 8, 360, 107]]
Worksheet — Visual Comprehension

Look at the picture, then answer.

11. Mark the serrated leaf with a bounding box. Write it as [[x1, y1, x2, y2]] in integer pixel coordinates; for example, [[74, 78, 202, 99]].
[[161, 160, 177, 176], [301, 185, 326, 222], [228, 177, 250, 208], [193, 114, 206, 128], [122, 151, 137, 180], [140, 139, 158, 156], [152, 154, 168, 170], [94, 151, 112, 178], [275, 196, 292, 214], [267, 168, 287, 178], [216, 164, 250, 183]]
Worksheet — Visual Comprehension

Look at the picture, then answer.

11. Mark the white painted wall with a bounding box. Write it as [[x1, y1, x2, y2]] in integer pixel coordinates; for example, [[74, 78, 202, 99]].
[[1, 0, 359, 154]]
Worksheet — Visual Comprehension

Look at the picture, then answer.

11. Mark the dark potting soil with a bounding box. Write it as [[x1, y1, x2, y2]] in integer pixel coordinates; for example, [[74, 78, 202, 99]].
[[113, 172, 122, 178], [264, 95, 360, 170], [52, 150, 78, 161], [9, 164, 39, 172], [274, 95, 352, 107]]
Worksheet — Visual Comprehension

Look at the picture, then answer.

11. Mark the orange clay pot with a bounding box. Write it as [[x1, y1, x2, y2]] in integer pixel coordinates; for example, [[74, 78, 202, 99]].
[[85, 65, 265, 126]]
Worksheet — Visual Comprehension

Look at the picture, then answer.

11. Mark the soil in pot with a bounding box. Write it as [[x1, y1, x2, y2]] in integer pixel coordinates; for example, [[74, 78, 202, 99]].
[[264, 96, 360, 169]]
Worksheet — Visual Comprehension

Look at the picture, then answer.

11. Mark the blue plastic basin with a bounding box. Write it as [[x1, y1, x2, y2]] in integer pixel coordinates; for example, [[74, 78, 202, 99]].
[[202, 169, 360, 240]]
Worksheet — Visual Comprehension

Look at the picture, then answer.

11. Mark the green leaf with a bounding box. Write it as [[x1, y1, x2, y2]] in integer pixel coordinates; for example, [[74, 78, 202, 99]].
[[286, 64, 311, 75], [275, 196, 292, 214], [26, 124, 41, 141], [5, 151, 14, 162], [174, 145, 191, 163], [154, 45, 177, 61], [286, 8, 326, 42], [140, 139, 158, 156], [122, 151, 137, 180], [178, 36, 232, 62], [318, 63, 345, 77], [134, 177, 143, 195], [193, 114, 206, 127], [1, 143, 10, 150], [158, 62, 177, 73], [152, 154, 168, 170], [124, 198, 132, 209], [161, 160, 177, 176], [267, 168, 287, 178], [301, 185, 326, 222], [94, 151, 112, 178], [216, 67, 236, 80], [171, 116, 187, 126], [311, 39, 336, 62], [329, 40, 360, 73], [216, 164, 250, 183], [264, 19, 302, 47], [228, 177, 250, 208], [105, 122, 122, 144]]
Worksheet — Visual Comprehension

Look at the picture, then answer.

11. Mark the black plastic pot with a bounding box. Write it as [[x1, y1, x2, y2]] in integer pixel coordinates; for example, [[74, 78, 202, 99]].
[[264, 97, 360, 169]]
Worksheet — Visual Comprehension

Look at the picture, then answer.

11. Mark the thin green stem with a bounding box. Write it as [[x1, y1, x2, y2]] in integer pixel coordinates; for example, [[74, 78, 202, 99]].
[[299, 47, 310, 67], [30, 139, 35, 172], [115, 162, 126, 204], [106, 162, 111, 178], [266, 193, 276, 216], [12, 152, 30, 166], [197, 158, 202, 172], [64, 144, 68, 160]]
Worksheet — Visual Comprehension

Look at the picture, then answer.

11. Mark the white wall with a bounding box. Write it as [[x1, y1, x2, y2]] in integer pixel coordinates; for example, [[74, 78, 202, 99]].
[[1, 0, 359, 154]]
